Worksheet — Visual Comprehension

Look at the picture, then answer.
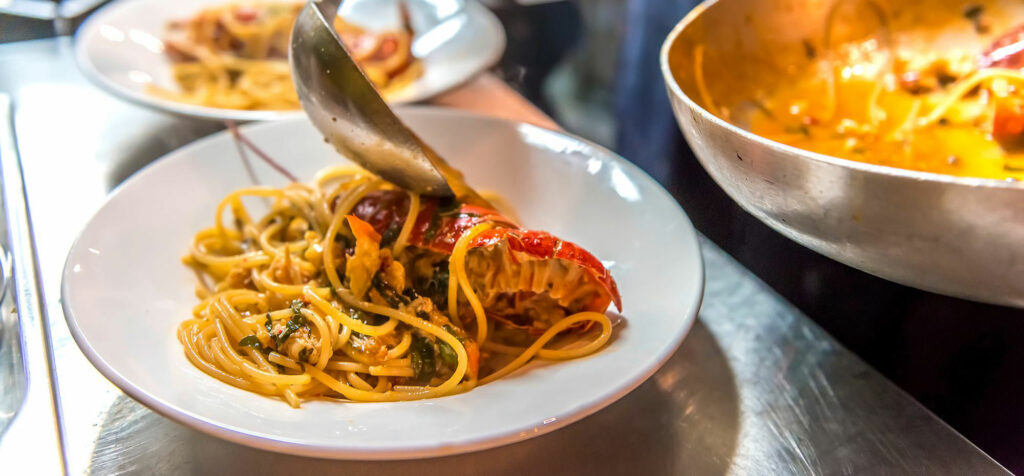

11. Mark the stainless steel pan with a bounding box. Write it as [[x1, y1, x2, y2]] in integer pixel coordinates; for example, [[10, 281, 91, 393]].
[[662, 0, 1024, 307]]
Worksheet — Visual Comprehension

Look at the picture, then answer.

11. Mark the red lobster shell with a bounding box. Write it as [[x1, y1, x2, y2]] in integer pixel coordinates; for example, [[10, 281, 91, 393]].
[[351, 190, 622, 313]]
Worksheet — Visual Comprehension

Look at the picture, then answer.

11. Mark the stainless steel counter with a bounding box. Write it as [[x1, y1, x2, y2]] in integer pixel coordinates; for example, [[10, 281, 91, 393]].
[[0, 37, 1010, 475]]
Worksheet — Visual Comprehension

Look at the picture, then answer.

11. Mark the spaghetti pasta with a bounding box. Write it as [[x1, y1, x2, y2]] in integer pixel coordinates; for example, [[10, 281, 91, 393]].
[[180, 166, 621, 406]]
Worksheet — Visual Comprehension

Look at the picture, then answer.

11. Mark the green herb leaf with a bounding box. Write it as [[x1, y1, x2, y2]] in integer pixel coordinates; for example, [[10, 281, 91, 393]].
[[239, 335, 262, 350], [380, 222, 401, 247], [443, 325, 463, 342], [412, 261, 450, 307], [290, 299, 304, 317], [297, 347, 313, 363], [372, 274, 409, 307], [438, 340, 458, 368], [409, 335, 437, 384], [423, 213, 442, 242], [350, 308, 386, 326], [272, 304, 308, 347]]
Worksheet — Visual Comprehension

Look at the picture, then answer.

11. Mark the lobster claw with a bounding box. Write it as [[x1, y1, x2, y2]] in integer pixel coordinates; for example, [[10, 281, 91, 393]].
[[469, 228, 622, 312], [352, 190, 622, 315]]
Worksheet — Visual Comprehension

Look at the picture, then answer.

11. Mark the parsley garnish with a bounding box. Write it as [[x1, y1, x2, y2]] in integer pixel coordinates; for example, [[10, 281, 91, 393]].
[[437, 340, 458, 368], [350, 308, 386, 326], [380, 222, 401, 247], [409, 335, 437, 384], [239, 335, 263, 350], [372, 275, 410, 307], [437, 325, 465, 370], [423, 212, 441, 242], [269, 301, 308, 347], [414, 262, 449, 307]]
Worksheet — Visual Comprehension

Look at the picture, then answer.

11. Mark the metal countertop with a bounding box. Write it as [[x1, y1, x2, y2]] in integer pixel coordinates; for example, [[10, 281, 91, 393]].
[[0, 38, 1009, 475]]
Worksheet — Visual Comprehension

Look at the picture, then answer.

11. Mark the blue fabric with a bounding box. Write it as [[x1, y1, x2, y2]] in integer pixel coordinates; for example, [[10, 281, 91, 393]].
[[614, 0, 700, 184]]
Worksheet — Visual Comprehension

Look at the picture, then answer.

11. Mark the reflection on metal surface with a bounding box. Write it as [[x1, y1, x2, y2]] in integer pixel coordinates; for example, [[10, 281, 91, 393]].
[[699, 245, 1006, 474], [0, 38, 1011, 474], [0, 184, 21, 436], [0, 38, 223, 475], [0, 93, 65, 473], [84, 318, 739, 475]]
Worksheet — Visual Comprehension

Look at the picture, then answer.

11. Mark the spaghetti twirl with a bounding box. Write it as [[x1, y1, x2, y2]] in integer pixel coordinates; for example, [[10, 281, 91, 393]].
[[180, 165, 621, 406]]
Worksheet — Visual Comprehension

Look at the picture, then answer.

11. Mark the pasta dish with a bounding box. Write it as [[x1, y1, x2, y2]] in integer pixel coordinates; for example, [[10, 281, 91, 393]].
[[151, 1, 421, 110], [179, 156, 621, 406], [718, 6, 1024, 179]]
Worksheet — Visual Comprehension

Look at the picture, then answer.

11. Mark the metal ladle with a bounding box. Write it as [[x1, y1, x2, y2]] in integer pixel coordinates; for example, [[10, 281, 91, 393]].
[[290, 0, 455, 197]]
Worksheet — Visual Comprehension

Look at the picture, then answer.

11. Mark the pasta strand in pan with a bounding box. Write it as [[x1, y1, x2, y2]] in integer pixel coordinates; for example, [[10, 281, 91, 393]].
[[151, 1, 422, 111], [180, 164, 621, 406]]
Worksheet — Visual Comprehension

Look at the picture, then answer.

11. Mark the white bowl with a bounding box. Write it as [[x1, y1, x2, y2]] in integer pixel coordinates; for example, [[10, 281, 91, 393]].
[[74, 0, 506, 121], [61, 107, 704, 459]]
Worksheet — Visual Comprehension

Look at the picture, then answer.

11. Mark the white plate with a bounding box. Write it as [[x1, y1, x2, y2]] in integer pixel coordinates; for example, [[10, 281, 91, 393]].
[[61, 108, 704, 459], [73, 0, 506, 121]]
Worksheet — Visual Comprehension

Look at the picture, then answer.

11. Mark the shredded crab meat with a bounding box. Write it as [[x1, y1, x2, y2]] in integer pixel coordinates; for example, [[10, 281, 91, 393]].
[[269, 321, 320, 363]]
